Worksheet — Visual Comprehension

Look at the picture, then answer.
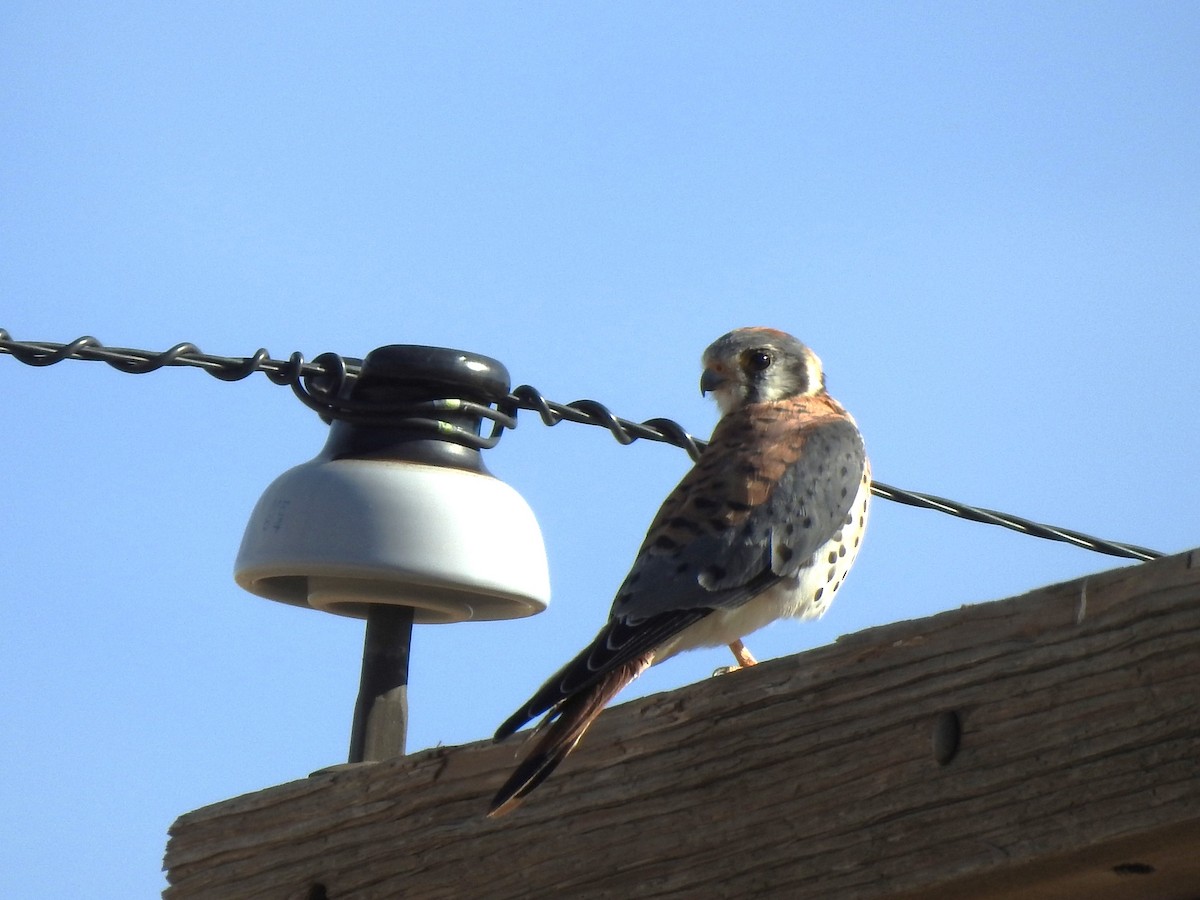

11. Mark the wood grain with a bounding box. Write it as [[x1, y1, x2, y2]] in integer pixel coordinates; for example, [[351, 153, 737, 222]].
[[164, 548, 1200, 899]]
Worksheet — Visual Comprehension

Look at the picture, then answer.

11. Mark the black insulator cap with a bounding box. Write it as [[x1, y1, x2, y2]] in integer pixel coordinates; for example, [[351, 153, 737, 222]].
[[323, 345, 512, 472], [354, 345, 511, 405]]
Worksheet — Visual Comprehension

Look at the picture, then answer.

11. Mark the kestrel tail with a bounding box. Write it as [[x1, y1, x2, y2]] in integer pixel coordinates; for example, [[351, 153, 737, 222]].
[[488, 327, 871, 817]]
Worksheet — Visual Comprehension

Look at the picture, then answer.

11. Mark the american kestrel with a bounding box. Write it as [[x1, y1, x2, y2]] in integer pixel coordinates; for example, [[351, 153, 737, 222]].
[[488, 327, 870, 817]]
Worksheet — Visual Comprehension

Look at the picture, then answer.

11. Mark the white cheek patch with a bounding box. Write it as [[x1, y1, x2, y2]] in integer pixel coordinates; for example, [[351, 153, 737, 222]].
[[804, 350, 824, 396], [712, 387, 740, 416]]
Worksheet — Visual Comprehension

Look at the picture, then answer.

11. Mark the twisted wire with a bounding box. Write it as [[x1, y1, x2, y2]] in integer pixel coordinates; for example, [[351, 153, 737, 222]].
[[0, 330, 1166, 562]]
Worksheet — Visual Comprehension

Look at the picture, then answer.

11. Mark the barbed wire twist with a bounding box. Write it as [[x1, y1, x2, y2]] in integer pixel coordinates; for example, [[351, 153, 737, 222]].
[[0, 330, 1165, 563]]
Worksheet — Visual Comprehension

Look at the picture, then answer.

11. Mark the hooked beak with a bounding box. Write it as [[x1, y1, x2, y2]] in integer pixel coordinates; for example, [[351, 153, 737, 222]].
[[700, 367, 727, 396]]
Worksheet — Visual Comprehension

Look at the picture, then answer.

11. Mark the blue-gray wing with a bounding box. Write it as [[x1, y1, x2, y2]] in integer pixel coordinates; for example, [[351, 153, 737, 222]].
[[612, 410, 866, 621], [495, 400, 865, 740]]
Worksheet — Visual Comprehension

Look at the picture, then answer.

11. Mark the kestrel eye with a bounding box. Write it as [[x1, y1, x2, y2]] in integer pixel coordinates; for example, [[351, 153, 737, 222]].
[[747, 350, 773, 372]]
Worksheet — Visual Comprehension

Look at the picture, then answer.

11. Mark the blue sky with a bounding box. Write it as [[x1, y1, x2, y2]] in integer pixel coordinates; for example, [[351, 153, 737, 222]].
[[2, 3, 1198, 896]]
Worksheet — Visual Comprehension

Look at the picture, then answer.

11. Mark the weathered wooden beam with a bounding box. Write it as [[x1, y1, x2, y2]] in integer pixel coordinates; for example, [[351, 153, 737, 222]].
[[164, 548, 1200, 899]]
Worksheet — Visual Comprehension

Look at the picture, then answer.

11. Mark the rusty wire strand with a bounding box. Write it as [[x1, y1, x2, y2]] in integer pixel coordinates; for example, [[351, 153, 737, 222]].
[[0, 330, 1165, 562]]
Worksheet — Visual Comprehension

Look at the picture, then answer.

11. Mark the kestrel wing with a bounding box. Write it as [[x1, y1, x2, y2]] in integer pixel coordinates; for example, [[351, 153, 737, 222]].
[[495, 404, 865, 740], [611, 408, 867, 619]]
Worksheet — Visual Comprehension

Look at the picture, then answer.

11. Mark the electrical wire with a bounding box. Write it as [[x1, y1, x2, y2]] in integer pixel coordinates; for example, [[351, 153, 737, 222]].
[[0, 330, 1165, 562]]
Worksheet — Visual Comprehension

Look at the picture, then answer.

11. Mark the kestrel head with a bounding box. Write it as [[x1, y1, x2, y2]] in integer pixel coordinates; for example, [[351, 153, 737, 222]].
[[700, 327, 825, 415]]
